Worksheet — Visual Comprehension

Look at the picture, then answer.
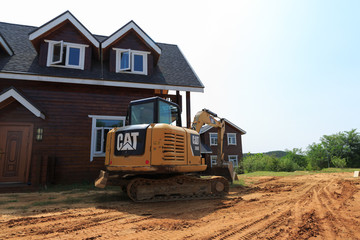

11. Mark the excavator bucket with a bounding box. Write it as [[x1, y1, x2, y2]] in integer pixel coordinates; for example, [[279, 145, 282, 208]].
[[211, 163, 237, 183], [95, 170, 108, 188]]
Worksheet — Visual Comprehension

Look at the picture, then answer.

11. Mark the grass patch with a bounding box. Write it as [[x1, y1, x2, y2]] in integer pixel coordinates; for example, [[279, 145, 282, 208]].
[[31, 200, 58, 206], [62, 197, 82, 204], [238, 168, 359, 178], [0, 199, 18, 205], [91, 192, 129, 203], [315, 168, 359, 173], [18, 205, 30, 212], [242, 171, 309, 177], [41, 182, 119, 194], [42, 182, 97, 193], [231, 178, 245, 187]]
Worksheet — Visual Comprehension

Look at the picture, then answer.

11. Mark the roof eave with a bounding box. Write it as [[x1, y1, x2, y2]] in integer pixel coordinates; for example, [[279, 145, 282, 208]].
[[102, 20, 161, 55], [0, 71, 204, 93], [28, 11, 99, 48], [200, 119, 246, 135], [0, 34, 14, 56]]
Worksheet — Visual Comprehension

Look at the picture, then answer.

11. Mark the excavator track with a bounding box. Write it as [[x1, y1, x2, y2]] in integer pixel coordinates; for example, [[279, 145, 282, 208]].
[[126, 175, 229, 202]]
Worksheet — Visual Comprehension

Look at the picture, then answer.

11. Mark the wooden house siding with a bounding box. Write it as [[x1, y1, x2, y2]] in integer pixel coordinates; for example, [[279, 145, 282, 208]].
[[0, 79, 154, 184]]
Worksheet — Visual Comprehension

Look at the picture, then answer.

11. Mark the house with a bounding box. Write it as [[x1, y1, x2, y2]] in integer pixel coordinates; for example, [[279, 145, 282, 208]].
[[0, 11, 204, 190], [200, 118, 246, 170]]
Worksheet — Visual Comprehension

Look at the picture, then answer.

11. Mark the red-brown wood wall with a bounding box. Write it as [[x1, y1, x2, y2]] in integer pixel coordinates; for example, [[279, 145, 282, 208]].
[[0, 79, 154, 185]]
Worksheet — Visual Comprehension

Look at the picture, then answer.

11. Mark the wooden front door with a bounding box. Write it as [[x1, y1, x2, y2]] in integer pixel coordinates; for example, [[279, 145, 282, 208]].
[[0, 124, 33, 183]]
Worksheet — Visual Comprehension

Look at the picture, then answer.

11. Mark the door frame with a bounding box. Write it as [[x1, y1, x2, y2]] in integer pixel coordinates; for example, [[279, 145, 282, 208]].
[[0, 122, 34, 183]]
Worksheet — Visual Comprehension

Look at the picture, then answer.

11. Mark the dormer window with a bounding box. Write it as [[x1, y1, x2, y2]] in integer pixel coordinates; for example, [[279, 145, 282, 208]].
[[114, 48, 149, 75], [46, 40, 87, 70]]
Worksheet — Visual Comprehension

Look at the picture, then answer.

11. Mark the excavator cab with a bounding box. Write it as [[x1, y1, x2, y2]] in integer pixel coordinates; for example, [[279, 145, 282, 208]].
[[126, 97, 182, 127]]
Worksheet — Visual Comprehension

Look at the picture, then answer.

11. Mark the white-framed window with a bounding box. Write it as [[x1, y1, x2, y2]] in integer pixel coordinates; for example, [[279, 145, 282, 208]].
[[228, 155, 239, 167], [88, 115, 126, 161], [227, 133, 237, 145], [46, 40, 87, 70], [210, 155, 217, 167], [209, 133, 218, 146], [113, 48, 150, 75]]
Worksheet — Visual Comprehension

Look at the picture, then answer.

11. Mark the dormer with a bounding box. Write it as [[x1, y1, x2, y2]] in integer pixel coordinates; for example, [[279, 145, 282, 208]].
[[102, 21, 161, 76], [0, 33, 14, 56], [28, 11, 99, 70]]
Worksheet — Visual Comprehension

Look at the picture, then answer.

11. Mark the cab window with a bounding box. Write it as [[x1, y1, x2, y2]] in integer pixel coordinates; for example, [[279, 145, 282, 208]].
[[159, 100, 179, 125], [130, 102, 155, 125]]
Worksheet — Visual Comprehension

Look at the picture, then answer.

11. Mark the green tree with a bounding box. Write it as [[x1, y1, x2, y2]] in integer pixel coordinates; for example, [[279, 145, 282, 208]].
[[283, 148, 307, 169], [342, 129, 360, 167], [306, 143, 328, 170], [321, 129, 360, 167]]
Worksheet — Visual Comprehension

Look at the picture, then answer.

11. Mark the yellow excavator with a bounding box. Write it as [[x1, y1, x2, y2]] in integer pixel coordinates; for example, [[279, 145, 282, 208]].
[[95, 97, 235, 202]]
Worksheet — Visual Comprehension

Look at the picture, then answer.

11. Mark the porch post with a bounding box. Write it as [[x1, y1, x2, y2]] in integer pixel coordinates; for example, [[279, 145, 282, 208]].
[[186, 91, 191, 128]]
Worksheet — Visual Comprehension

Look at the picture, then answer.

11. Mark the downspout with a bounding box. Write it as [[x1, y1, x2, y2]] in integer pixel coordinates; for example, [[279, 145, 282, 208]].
[[100, 44, 103, 79]]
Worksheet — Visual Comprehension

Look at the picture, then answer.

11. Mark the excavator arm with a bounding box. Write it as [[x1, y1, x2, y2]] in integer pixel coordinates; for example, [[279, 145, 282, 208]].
[[192, 109, 236, 182], [192, 109, 226, 166]]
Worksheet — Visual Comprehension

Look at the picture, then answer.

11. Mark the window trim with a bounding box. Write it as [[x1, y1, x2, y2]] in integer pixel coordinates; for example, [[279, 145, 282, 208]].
[[88, 115, 126, 161], [227, 133, 237, 145], [66, 45, 82, 67], [119, 49, 131, 71], [209, 132, 218, 146], [228, 155, 239, 167], [50, 40, 63, 64], [46, 40, 88, 70], [210, 155, 217, 167], [113, 48, 150, 75]]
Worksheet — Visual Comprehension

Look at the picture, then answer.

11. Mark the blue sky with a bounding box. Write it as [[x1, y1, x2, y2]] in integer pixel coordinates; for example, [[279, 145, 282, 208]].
[[2, 0, 359, 153]]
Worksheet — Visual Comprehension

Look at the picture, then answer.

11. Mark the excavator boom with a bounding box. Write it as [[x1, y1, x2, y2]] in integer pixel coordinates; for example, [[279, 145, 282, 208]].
[[192, 109, 236, 182]]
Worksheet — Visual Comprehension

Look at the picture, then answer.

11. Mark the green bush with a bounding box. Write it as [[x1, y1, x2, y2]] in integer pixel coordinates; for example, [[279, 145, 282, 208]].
[[234, 166, 244, 174], [278, 157, 301, 172], [331, 156, 347, 168], [242, 150, 304, 173], [243, 154, 292, 173]]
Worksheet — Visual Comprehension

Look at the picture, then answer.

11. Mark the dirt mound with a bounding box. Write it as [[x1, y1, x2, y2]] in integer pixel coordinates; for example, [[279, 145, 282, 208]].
[[0, 172, 359, 239]]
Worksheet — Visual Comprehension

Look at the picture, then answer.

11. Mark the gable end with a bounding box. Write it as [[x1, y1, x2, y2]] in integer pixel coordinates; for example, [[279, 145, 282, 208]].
[[0, 87, 45, 119], [29, 11, 99, 51], [102, 21, 161, 55]]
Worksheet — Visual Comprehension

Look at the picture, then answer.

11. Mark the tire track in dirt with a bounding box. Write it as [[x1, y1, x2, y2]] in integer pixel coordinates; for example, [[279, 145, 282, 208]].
[[288, 177, 360, 240], [198, 197, 297, 239], [1, 173, 359, 240], [0, 208, 152, 239], [197, 176, 321, 240], [314, 179, 359, 238]]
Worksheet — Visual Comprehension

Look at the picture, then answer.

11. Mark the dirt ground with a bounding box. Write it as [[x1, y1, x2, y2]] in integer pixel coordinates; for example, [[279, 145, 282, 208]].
[[0, 172, 359, 240]]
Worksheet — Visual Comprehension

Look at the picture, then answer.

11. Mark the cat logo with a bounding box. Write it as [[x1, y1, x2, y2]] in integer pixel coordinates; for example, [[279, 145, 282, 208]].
[[114, 124, 149, 156], [192, 135, 200, 145], [190, 133, 200, 156], [117, 132, 139, 151]]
